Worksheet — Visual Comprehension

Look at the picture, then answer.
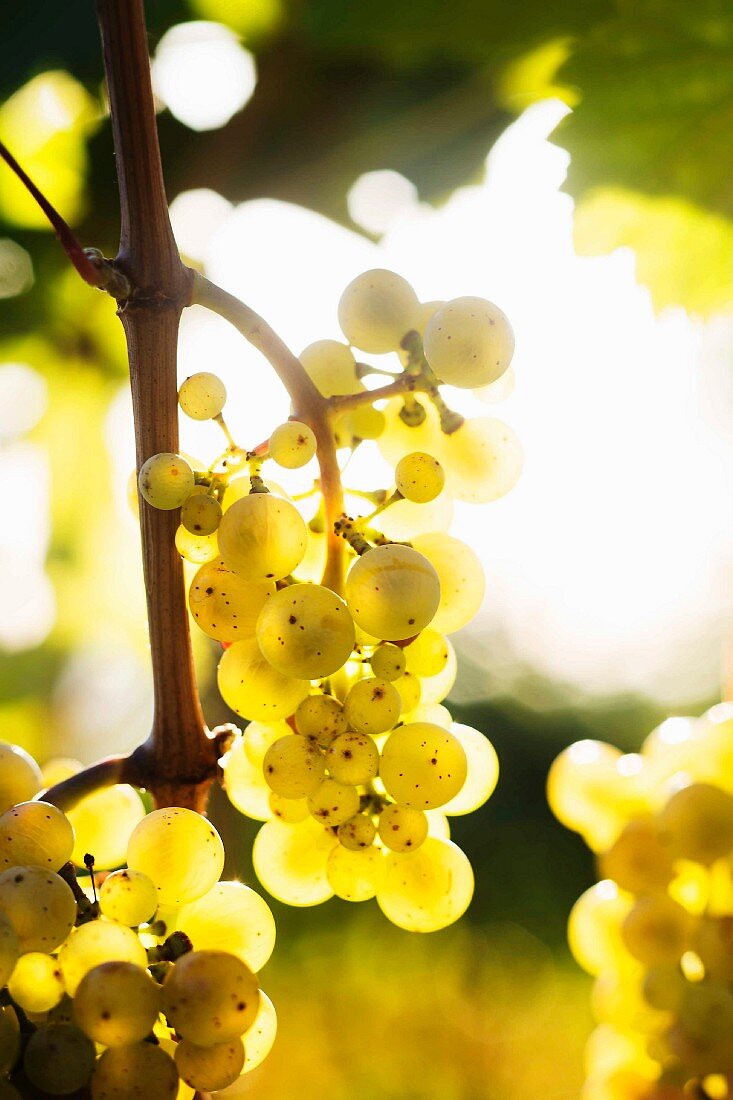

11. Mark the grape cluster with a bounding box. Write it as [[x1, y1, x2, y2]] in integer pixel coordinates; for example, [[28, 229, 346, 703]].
[[140, 269, 514, 931], [0, 743, 276, 1098], [549, 704, 733, 1100]]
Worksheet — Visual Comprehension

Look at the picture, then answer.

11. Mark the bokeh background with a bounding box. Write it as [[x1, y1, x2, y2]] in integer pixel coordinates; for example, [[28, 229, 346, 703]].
[[1, 2, 732, 1096]]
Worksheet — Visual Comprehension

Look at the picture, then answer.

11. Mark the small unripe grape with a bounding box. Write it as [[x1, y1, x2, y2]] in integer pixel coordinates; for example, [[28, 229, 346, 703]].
[[126, 807, 225, 909], [0, 743, 42, 813], [138, 452, 195, 509], [345, 543, 440, 641], [307, 778, 360, 826], [344, 677, 401, 736], [218, 493, 307, 582], [99, 869, 158, 927], [256, 583, 355, 679], [404, 629, 449, 677], [263, 734, 326, 799], [175, 1037, 245, 1091], [24, 1023, 96, 1096], [189, 558, 274, 643], [295, 694, 348, 745], [59, 920, 147, 996], [162, 949, 259, 1046], [326, 731, 379, 786], [658, 782, 733, 864], [395, 452, 445, 504], [370, 644, 406, 681], [622, 896, 693, 967], [92, 1041, 178, 1100], [327, 844, 385, 901], [74, 961, 160, 1047], [178, 372, 227, 420], [7, 952, 64, 1013], [269, 792, 310, 823], [181, 491, 222, 535], [0, 866, 76, 953], [423, 296, 514, 388], [338, 269, 420, 354], [380, 723, 467, 810], [378, 803, 429, 852], [269, 420, 317, 469], [0, 800, 74, 871], [299, 339, 361, 397], [338, 813, 377, 850]]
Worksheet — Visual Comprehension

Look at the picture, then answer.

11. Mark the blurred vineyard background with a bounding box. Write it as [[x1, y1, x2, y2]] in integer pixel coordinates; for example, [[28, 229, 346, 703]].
[[1, 2, 732, 1096]]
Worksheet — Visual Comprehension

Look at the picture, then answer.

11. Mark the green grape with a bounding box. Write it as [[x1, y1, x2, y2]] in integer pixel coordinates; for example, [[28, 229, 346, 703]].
[[621, 896, 693, 967], [126, 807, 225, 909], [438, 724, 499, 816], [181, 492, 222, 535], [344, 677, 401, 736], [59, 920, 147, 996], [404, 629, 449, 677], [658, 782, 733, 864], [370, 644, 406, 682], [423, 296, 514, 388], [378, 803, 429, 852], [218, 493, 307, 582], [0, 742, 42, 812], [441, 417, 523, 504], [0, 1006, 19, 1076], [338, 813, 377, 851], [92, 1042, 179, 1100], [74, 961, 160, 1047], [256, 583, 355, 679], [0, 801, 74, 871], [393, 670, 422, 715], [252, 818, 338, 906], [338, 269, 420, 354], [189, 558, 274, 644], [344, 403, 385, 441], [598, 819, 674, 896], [307, 778, 360, 826], [678, 981, 733, 1044], [269, 420, 317, 469], [224, 737, 276, 822], [377, 396, 445, 467], [299, 339, 361, 397], [176, 1037, 245, 1091], [411, 533, 484, 635], [376, 837, 473, 932], [99, 869, 158, 926], [24, 1023, 96, 1095], [269, 792, 309, 823], [242, 990, 277, 1072], [7, 951, 65, 1013], [642, 966, 686, 1012], [380, 722, 467, 810], [69, 784, 145, 871], [0, 866, 75, 952], [138, 452, 195, 510], [326, 844, 385, 901], [162, 949, 259, 1046], [326, 732, 379, 786], [345, 543, 440, 641], [175, 523, 219, 564], [218, 638, 310, 722], [175, 880, 276, 973], [243, 720, 291, 767], [0, 910, 18, 986], [395, 452, 445, 504], [294, 694, 347, 745], [178, 372, 227, 420], [263, 735, 325, 799]]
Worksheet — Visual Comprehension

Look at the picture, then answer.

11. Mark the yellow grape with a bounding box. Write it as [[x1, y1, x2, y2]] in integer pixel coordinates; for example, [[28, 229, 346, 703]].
[[0, 743, 42, 812], [299, 339, 361, 397], [74, 961, 161, 1046], [621, 895, 693, 967], [567, 881, 632, 976], [345, 543, 440, 641], [423, 296, 514, 388], [189, 558, 274, 643], [92, 1041, 179, 1100], [598, 818, 674, 896], [0, 1006, 19, 1077], [126, 807, 225, 908], [252, 818, 338, 906], [175, 1037, 245, 1091], [269, 792, 309, 823], [438, 723, 499, 815], [181, 492, 222, 535], [642, 966, 686, 1012], [377, 396, 445, 468], [411, 533, 484, 635], [243, 720, 291, 767], [69, 784, 145, 870], [0, 866, 76, 952], [426, 810, 451, 839], [269, 420, 317, 469], [0, 800, 74, 871], [162, 949, 259, 1045], [7, 951, 65, 1013], [178, 372, 227, 420], [24, 1023, 96, 1096], [547, 739, 623, 841], [256, 583, 355, 679], [395, 451, 445, 503], [0, 912, 18, 986], [376, 837, 473, 932], [218, 492, 308, 582], [414, 640, 457, 706], [326, 732, 379, 785], [242, 989, 277, 1072], [138, 452, 195, 510], [441, 417, 523, 504], [224, 736, 275, 821], [370, 644, 406, 681], [378, 803, 428, 852], [222, 475, 290, 511], [337, 269, 420, 354], [294, 693, 348, 745], [307, 778, 360, 826], [175, 880, 276, 973], [99, 868, 159, 926], [344, 677, 401, 736], [372, 488, 454, 542], [218, 638, 310, 722], [474, 365, 516, 404], [404, 629, 449, 677], [344, 403, 385, 440], [326, 844, 385, 901], [262, 735, 325, 799], [657, 782, 733, 865], [175, 524, 219, 564], [392, 670, 422, 714], [338, 813, 377, 851], [380, 722, 467, 810], [408, 702, 452, 728], [59, 920, 147, 995]]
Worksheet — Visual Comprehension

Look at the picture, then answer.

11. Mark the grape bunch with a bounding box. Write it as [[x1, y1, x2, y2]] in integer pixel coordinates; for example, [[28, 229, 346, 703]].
[[0, 742, 276, 1098], [549, 704, 733, 1100], [141, 270, 514, 931]]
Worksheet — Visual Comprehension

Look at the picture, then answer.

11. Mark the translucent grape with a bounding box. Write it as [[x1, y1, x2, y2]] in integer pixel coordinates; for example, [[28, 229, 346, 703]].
[[0, 866, 75, 952], [409, 702, 452, 729], [243, 720, 291, 767], [338, 813, 377, 851], [393, 671, 422, 715], [256, 583, 355, 679], [178, 372, 227, 420], [252, 818, 337, 906], [299, 339, 361, 397], [224, 737, 276, 821], [189, 558, 274, 643], [327, 844, 385, 901], [0, 1006, 19, 1076], [0, 911, 18, 987], [269, 420, 317, 469], [370, 644, 406, 682], [380, 722, 467, 810], [338, 269, 420, 354], [269, 792, 309, 823], [345, 543, 440, 641], [344, 677, 401, 736], [162, 949, 259, 1046], [24, 1023, 96, 1096], [373, 488, 454, 542], [74, 961, 160, 1046], [567, 881, 631, 976], [92, 1041, 179, 1100], [376, 837, 474, 932], [218, 638, 310, 722], [423, 296, 514, 388], [378, 803, 429, 852], [658, 782, 733, 864], [138, 452, 195, 510], [404, 629, 449, 677], [344, 403, 386, 441], [294, 694, 347, 745], [7, 951, 64, 1013], [218, 493, 307, 582], [0, 800, 74, 871], [262, 735, 325, 799], [307, 778, 360, 826], [69, 785, 145, 870], [99, 868, 158, 926], [411, 533, 484, 635], [242, 990, 277, 1072], [395, 451, 445, 504], [441, 417, 523, 504], [175, 524, 219, 564], [438, 724, 499, 816], [126, 807, 225, 908], [0, 743, 42, 812], [326, 732, 379, 785], [377, 396, 445, 467], [175, 880, 276, 973], [622, 896, 693, 967], [598, 818, 674, 895], [59, 920, 147, 995], [181, 492, 222, 535], [175, 1037, 245, 1091]]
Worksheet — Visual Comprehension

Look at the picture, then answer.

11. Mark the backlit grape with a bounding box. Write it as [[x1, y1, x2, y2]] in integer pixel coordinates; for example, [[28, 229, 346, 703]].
[[380, 722, 467, 810], [218, 492, 307, 582], [345, 543, 440, 641], [269, 420, 317, 468], [138, 452, 195, 510], [178, 372, 227, 420], [126, 807, 225, 908], [256, 583, 355, 679], [338, 269, 420, 354], [162, 949, 259, 1046]]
